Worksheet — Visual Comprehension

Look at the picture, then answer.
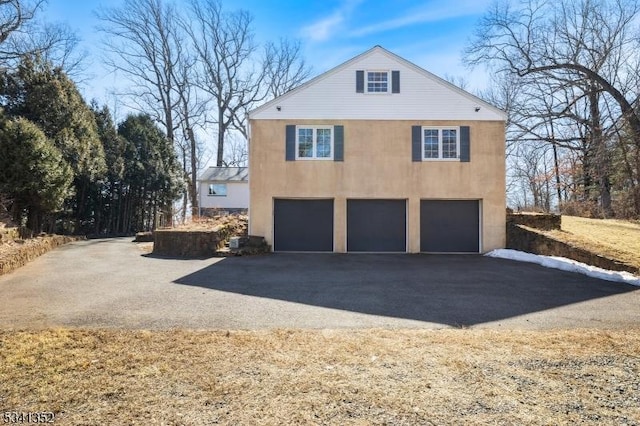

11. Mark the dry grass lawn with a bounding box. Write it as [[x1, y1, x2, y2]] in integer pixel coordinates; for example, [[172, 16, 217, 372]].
[[1, 328, 639, 425], [546, 216, 640, 270]]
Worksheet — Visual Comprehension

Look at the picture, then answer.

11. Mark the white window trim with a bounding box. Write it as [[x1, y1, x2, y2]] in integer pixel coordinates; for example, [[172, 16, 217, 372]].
[[295, 125, 334, 160], [208, 183, 228, 197], [365, 70, 390, 94], [422, 126, 460, 161]]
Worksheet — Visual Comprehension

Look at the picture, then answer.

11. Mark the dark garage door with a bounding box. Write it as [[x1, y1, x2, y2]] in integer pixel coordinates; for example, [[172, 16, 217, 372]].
[[347, 199, 406, 252], [274, 199, 334, 251], [421, 200, 479, 253]]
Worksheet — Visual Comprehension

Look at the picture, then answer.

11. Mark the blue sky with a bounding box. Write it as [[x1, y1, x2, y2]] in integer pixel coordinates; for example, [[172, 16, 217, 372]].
[[42, 0, 493, 105]]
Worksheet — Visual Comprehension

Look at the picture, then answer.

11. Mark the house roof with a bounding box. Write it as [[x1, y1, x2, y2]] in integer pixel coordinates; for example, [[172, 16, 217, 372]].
[[198, 167, 248, 182], [249, 45, 507, 121]]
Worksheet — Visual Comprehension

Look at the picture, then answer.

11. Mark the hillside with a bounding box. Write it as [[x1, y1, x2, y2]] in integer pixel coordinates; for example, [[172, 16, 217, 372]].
[[545, 216, 640, 271]]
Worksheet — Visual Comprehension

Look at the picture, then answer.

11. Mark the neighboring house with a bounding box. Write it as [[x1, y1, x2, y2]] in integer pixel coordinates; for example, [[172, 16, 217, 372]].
[[248, 46, 506, 253], [198, 167, 249, 215]]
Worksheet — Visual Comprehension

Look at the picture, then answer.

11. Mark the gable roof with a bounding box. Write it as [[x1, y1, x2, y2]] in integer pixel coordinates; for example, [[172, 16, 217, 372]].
[[249, 45, 506, 121], [198, 167, 248, 182]]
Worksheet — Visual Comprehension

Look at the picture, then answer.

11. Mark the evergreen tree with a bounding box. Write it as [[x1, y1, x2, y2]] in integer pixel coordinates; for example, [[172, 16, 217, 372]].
[[92, 103, 126, 234], [0, 116, 73, 232], [117, 113, 182, 231], [0, 55, 106, 231]]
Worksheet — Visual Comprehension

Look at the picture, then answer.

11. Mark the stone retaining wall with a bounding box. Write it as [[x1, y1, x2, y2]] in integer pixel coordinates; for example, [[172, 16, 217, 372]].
[[153, 226, 230, 257], [507, 213, 561, 231], [0, 235, 79, 276], [507, 224, 638, 275]]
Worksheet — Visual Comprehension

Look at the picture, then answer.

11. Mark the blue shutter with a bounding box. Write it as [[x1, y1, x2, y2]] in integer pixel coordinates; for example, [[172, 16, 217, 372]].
[[356, 70, 364, 93], [412, 126, 422, 162], [334, 125, 344, 161], [392, 70, 400, 93], [285, 125, 296, 161], [460, 126, 470, 162]]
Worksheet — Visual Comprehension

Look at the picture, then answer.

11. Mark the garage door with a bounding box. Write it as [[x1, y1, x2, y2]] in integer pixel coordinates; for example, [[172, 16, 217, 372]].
[[421, 200, 480, 252], [347, 199, 406, 252], [274, 199, 334, 251]]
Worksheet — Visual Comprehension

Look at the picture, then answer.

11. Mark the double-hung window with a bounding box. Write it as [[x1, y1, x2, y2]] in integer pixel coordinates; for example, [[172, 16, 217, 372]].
[[296, 126, 333, 160], [356, 70, 399, 94], [366, 71, 389, 93], [423, 127, 459, 160]]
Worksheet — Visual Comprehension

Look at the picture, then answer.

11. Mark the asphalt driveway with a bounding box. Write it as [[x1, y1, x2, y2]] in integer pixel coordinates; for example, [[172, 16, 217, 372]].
[[0, 237, 638, 329]]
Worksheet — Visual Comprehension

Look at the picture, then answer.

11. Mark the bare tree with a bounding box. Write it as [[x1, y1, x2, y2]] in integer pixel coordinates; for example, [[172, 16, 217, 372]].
[[184, 1, 311, 167], [466, 0, 640, 216], [0, 0, 84, 74], [98, 0, 182, 145], [263, 38, 311, 98], [443, 74, 470, 91], [98, 0, 311, 220], [98, 0, 198, 223], [17, 21, 85, 74], [184, 0, 265, 167], [174, 53, 208, 218], [222, 133, 248, 167], [0, 0, 43, 48]]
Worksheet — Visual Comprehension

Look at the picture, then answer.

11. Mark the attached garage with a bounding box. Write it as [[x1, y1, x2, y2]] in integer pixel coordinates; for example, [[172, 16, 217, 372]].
[[347, 199, 407, 252], [273, 199, 334, 251], [421, 200, 480, 253]]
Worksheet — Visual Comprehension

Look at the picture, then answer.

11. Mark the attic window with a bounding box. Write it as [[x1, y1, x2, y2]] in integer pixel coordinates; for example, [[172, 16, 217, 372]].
[[356, 70, 399, 93], [367, 71, 389, 93]]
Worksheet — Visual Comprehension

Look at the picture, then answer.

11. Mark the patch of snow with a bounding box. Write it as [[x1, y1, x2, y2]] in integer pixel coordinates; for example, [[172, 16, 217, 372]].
[[485, 249, 640, 287]]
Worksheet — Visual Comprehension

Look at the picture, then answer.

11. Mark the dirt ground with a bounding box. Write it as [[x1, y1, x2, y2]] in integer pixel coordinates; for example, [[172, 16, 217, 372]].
[[1, 328, 638, 425]]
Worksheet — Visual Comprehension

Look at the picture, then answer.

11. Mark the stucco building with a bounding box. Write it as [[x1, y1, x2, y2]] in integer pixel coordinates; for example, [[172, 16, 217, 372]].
[[248, 46, 506, 253]]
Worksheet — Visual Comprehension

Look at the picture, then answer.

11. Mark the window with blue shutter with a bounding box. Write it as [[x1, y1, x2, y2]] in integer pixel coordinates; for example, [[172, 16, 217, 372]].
[[460, 126, 470, 162], [356, 71, 364, 93], [413, 125, 471, 162], [358, 70, 400, 94], [285, 125, 296, 161], [411, 126, 422, 162], [334, 125, 344, 161], [392, 71, 400, 93], [286, 125, 344, 161]]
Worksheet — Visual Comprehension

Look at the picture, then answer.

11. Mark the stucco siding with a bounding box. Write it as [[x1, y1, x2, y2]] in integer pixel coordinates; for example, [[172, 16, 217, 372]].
[[249, 119, 506, 253]]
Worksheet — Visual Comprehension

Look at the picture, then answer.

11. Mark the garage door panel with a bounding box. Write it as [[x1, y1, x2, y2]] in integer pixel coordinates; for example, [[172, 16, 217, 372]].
[[421, 200, 479, 253], [347, 199, 406, 252], [274, 199, 333, 251]]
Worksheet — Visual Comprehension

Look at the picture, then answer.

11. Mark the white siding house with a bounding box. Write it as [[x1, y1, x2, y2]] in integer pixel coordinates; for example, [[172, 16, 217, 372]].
[[198, 167, 249, 214]]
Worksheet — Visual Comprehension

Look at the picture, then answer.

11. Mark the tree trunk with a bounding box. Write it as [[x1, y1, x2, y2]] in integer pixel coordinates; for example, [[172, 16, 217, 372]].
[[549, 118, 563, 209], [26, 207, 41, 234], [217, 108, 225, 166], [187, 125, 198, 218], [589, 88, 613, 217]]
